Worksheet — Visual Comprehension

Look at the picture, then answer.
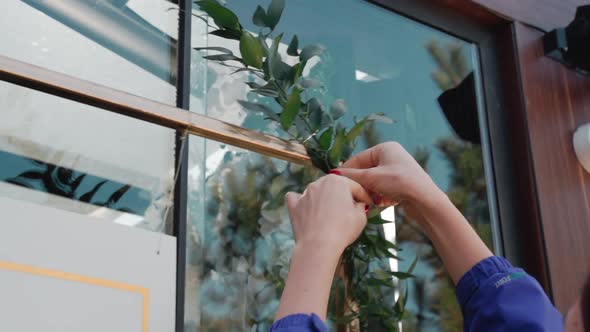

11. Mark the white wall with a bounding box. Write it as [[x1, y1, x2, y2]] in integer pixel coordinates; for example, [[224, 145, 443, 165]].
[[0, 197, 176, 332]]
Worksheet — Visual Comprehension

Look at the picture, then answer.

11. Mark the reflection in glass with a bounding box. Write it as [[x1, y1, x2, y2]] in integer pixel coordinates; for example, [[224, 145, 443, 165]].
[[186, 141, 320, 331], [0, 0, 178, 104], [0, 81, 176, 233], [187, 0, 496, 331]]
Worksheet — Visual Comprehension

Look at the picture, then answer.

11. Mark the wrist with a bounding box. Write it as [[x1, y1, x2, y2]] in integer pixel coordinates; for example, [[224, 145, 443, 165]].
[[413, 187, 453, 229], [293, 241, 343, 265]]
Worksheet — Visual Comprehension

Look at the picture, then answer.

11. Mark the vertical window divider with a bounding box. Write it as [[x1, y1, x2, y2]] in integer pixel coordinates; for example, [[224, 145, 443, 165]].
[[173, 0, 192, 331]]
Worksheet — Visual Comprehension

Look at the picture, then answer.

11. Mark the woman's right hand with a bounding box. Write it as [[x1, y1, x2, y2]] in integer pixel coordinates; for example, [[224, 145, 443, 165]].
[[336, 142, 444, 214], [338, 142, 494, 285]]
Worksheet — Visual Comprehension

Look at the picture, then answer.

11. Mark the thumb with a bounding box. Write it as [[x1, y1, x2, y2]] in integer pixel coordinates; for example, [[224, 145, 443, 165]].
[[285, 192, 302, 212]]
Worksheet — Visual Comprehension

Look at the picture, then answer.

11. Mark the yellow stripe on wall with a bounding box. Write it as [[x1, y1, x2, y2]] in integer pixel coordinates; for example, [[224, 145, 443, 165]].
[[0, 260, 149, 332]]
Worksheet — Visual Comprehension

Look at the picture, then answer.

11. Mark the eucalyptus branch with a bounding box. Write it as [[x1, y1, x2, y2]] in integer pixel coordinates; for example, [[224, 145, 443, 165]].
[[301, 115, 322, 147], [194, 0, 411, 330]]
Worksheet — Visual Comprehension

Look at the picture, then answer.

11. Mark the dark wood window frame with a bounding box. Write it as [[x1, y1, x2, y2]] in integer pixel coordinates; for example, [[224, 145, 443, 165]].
[[368, 0, 552, 291]]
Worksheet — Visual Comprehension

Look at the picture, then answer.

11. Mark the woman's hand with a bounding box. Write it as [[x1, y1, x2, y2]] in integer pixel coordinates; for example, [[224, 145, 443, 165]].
[[337, 142, 493, 284], [336, 142, 444, 218], [275, 174, 372, 321], [285, 174, 372, 255]]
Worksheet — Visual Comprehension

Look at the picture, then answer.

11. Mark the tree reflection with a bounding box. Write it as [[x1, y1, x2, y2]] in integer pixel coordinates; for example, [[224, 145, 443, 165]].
[[396, 41, 492, 331], [187, 150, 320, 331]]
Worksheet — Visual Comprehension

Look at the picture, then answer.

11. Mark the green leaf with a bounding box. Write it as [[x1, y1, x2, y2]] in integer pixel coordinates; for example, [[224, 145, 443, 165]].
[[238, 100, 279, 121], [367, 277, 394, 288], [246, 81, 280, 98], [287, 35, 299, 56], [394, 285, 409, 317], [380, 237, 401, 250], [251, 87, 280, 98], [346, 118, 369, 144], [306, 97, 323, 131], [194, 46, 234, 54], [267, 33, 289, 80], [328, 128, 346, 165], [240, 31, 265, 68], [305, 146, 330, 173], [387, 250, 404, 260], [374, 269, 392, 281], [245, 81, 264, 89], [288, 61, 306, 85], [318, 127, 333, 150], [402, 283, 409, 308], [406, 255, 419, 275], [257, 34, 270, 56], [203, 54, 242, 62], [266, 0, 285, 30], [209, 29, 241, 40], [367, 214, 391, 225], [196, 0, 241, 31], [230, 67, 260, 75], [390, 271, 415, 280], [300, 44, 327, 62], [252, 5, 267, 27], [368, 112, 394, 124], [330, 99, 347, 119], [280, 89, 301, 130]]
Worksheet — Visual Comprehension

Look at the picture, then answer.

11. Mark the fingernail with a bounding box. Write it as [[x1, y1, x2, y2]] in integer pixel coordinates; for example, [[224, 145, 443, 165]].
[[328, 169, 342, 176], [365, 204, 370, 213], [373, 195, 382, 205]]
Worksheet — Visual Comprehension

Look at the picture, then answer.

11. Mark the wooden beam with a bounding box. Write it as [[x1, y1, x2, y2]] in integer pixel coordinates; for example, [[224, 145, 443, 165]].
[[0, 54, 311, 166]]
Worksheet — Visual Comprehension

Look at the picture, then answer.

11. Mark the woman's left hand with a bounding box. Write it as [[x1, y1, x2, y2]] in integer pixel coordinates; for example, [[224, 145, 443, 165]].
[[275, 174, 372, 322], [285, 174, 372, 256]]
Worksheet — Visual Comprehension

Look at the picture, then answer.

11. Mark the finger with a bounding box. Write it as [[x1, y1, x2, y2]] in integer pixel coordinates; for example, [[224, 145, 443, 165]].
[[355, 202, 369, 217], [354, 202, 369, 226], [340, 145, 380, 169], [337, 168, 374, 191], [285, 192, 302, 213], [338, 176, 372, 206], [381, 197, 398, 207]]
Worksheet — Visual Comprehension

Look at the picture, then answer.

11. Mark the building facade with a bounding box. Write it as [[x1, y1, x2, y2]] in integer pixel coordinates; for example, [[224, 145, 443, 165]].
[[0, 0, 588, 331]]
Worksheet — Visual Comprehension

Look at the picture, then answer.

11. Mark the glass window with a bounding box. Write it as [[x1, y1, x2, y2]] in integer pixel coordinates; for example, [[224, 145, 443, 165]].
[[185, 140, 320, 331], [0, 0, 178, 105], [0, 81, 176, 233], [187, 0, 496, 331]]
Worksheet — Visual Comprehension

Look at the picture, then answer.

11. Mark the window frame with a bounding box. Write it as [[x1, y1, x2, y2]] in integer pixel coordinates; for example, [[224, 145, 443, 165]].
[[368, 0, 523, 261]]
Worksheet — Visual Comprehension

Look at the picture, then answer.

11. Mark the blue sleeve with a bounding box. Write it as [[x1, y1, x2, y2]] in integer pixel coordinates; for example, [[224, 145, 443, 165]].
[[456, 256, 563, 332], [269, 314, 327, 332]]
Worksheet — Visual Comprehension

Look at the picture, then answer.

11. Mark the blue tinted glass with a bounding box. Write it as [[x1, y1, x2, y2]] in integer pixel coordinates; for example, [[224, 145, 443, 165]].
[[187, 0, 495, 330]]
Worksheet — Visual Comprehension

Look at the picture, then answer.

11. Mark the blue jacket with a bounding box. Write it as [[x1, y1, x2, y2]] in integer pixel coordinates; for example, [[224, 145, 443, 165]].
[[269, 256, 563, 331]]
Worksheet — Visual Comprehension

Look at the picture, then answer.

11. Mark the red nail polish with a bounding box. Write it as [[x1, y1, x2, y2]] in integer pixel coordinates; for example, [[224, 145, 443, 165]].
[[365, 204, 370, 213], [373, 195, 382, 205], [328, 169, 342, 176]]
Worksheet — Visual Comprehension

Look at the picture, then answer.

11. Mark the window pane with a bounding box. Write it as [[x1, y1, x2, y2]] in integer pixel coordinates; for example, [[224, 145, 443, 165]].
[[189, 0, 497, 330], [0, 81, 175, 233], [185, 140, 320, 331], [0, 0, 177, 105]]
